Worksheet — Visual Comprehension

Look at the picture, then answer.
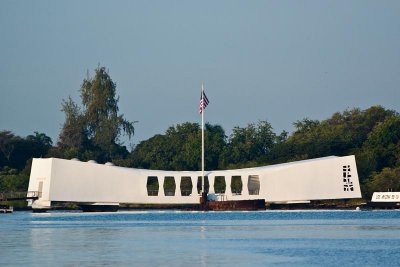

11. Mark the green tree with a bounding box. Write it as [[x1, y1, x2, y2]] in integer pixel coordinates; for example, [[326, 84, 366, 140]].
[[220, 123, 257, 168], [0, 167, 29, 192], [26, 132, 53, 158], [361, 116, 400, 172], [130, 122, 226, 171], [58, 97, 87, 158], [367, 167, 400, 195], [131, 123, 201, 171], [59, 66, 136, 162], [204, 124, 226, 170], [293, 118, 320, 134], [81, 67, 135, 151], [220, 120, 277, 168], [282, 106, 396, 162], [0, 131, 53, 174], [166, 122, 201, 171]]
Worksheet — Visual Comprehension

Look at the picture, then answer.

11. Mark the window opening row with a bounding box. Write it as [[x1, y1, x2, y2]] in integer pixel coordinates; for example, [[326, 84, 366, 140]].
[[146, 175, 260, 196]]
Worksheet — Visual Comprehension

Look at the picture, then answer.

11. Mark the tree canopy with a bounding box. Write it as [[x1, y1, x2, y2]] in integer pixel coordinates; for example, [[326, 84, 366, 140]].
[[0, 131, 52, 171], [129, 122, 226, 171]]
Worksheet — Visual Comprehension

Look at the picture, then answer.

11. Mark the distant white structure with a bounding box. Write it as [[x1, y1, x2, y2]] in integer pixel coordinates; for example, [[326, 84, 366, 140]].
[[371, 192, 400, 202], [369, 192, 400, 209], [27, 155, 361, 210]]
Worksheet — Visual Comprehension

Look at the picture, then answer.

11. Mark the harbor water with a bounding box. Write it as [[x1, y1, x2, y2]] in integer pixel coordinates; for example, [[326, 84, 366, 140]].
[[1, 210, 400, 266]]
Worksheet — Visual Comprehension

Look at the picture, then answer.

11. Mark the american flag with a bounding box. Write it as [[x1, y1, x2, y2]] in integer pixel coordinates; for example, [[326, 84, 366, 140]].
[[199, 90, 209, 114]]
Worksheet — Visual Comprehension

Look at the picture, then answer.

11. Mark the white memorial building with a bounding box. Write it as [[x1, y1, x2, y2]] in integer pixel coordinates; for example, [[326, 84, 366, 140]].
[[27, 155, 361, 210]]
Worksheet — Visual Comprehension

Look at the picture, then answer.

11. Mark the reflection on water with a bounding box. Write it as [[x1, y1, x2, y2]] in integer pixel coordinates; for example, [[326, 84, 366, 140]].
[[1, 210, 400, 266]]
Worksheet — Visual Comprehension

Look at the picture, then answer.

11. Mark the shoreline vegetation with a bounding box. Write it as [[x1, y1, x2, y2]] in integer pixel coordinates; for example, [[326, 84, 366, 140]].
[[1, 67, 400, 208]]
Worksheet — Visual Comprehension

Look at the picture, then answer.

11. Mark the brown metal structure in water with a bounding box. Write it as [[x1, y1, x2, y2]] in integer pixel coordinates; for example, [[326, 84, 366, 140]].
[[200, 192, 265, 211]]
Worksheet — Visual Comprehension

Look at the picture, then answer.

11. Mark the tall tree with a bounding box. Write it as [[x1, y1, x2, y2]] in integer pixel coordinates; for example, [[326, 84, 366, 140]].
[[80, 67, 135, 148], [58, 66, 136, 162]]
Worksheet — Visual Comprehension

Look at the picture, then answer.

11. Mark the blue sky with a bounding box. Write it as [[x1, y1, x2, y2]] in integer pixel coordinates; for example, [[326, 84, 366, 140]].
[[1, 1, 399, 146]]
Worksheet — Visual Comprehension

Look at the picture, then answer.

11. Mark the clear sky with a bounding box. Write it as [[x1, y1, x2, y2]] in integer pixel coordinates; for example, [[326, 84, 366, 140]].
[[1, 1, 399, 147]]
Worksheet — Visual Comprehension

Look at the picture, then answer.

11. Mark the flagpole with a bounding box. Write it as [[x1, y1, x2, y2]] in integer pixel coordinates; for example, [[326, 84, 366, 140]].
[[201, 83, 205, 194]]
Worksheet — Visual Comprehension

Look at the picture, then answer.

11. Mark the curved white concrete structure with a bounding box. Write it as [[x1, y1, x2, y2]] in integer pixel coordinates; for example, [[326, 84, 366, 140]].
[[27, 155, 361, 209]]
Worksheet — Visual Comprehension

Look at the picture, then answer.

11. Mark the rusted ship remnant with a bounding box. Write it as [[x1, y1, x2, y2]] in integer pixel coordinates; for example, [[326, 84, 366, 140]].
[[200, 192, 265, 211], [79, 203, 119, 212]]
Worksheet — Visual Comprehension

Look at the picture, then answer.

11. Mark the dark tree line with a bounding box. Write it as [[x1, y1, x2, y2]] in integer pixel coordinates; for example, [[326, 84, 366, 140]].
[[1, 66, 399, 199], [0, 131, 53, 192]]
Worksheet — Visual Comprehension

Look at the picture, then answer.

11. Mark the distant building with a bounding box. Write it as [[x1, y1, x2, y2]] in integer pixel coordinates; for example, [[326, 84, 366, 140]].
[[369, 192, 400, 209]]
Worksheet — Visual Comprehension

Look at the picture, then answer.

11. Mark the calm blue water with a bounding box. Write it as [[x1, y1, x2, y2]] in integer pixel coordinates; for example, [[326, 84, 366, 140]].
[[1, 210, 400, 267]]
